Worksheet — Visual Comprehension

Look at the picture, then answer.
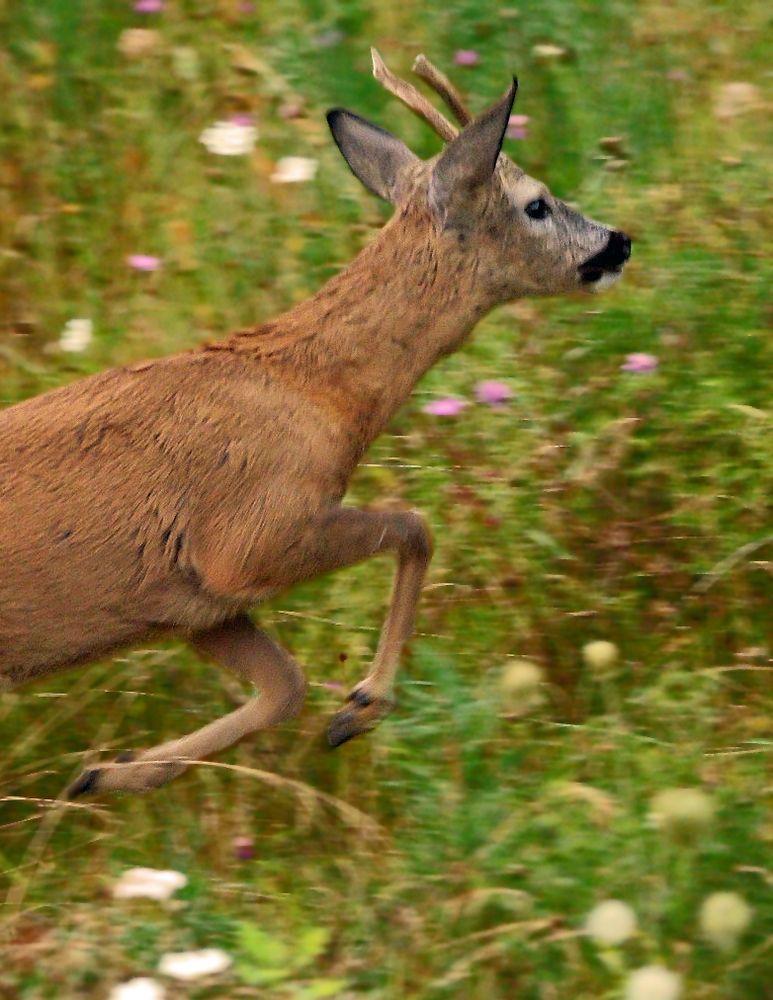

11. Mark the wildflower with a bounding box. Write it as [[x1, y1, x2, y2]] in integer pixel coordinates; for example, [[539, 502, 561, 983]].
[[314, 29, 345, 48], [582, 640, 619, 677], [117, 28, 160, 59], [108, 979, 165, 1000], [532, 44, 568, 61], [229, 113, 254, 127], [127, 254, 161, 272], [454, 50, 480, 67], [158, 948, 232, 981], [134, 0, 164, 12], [699, 892, 752, 951], [625, 965, 682, 1000], [422, 397, 468, 417], [112, 867, 187, 901], [270, 156, 318, 183], [649, 788, 715, 844], [585, 899, 638, 946], [278, 100, 305, 120], [499, 659, 544, 715], [621, 353, 658, 374], [506, 114, 529, 140], [666, 68, 688, 82], [232, 835, 254, 861], [475, 380, 513, 407], [199, 120, 258, 157], [59, 318, 93, 353]]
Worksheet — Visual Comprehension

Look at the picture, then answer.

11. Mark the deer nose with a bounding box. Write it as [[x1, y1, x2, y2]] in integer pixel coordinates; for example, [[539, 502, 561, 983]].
[[578, 230, 632, 282], [612, 230, 632, 264]]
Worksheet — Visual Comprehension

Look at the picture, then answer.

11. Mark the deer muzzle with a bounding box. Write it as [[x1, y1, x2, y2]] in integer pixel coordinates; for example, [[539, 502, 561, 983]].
[[578, 230, 632, 284]]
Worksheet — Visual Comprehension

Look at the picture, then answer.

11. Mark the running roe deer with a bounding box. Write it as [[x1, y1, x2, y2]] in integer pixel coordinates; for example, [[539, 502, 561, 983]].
[[0, 51, 631, 797]]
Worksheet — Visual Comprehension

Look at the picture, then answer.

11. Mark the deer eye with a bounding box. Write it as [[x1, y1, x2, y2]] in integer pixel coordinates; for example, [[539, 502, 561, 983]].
[[525, 198, 550, 220]]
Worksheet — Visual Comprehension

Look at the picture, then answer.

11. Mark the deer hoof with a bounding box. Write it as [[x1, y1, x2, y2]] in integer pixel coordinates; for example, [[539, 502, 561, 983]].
[[327, 690, 394, 747], [67, 756, 185, 797], [67, 768, 102, 799]]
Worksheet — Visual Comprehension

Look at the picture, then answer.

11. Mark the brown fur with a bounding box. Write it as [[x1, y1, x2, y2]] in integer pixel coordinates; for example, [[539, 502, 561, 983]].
[[0, 61, 629, 795]]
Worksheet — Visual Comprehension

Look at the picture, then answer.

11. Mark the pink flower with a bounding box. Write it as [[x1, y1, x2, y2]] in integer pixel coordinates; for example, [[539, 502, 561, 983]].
[[232, 836, 254, 861], [134, 0, 164, 12], [621, 353, 658, 374], [475, 380, 513, 406], [229, 113, 254, 127], [278, 101, 305, 120], [454, 50, 480, 67], [422, 397, 469, 417], [506, 114, 529, 140], [667, 68, 688, 82], [127, 254, 161, 271]]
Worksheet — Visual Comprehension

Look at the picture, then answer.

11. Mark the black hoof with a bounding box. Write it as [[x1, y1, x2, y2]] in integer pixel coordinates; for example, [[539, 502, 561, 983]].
[[67, 768, 100, 799], [347, 688, 374, 707], [327, 711, 357, 748]]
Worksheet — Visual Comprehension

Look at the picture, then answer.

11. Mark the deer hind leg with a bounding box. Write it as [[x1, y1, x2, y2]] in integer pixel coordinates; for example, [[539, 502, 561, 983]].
[[67, 614, 305, 798]]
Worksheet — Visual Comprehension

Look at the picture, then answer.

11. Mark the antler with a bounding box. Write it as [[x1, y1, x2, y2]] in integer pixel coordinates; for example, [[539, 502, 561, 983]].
[[371, 47, 458, 142], [412, 54, 472, 126]]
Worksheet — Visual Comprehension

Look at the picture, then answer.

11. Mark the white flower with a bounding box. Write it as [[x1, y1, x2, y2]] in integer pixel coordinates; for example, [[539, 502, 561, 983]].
[[108, 978, 165, 1000], [199, 121, 257, 156], [582, 640, 619, 677], [585, 899, 638, 946], [117, 28, 160, 60], [270, 156, 318, 183], [59, 318, 93, 352], [499, 660, 545, 717], [625, 965, 682, 1000], [112, 867, 187, 901], [649, 788, 715, 843], [158, 948, 232, 981], [699, 891, 752, 951]]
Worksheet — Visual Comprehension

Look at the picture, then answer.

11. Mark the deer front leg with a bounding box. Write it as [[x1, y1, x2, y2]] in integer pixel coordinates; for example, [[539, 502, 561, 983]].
[[67, 614, 305, 797], [279, 506, 432, 747]]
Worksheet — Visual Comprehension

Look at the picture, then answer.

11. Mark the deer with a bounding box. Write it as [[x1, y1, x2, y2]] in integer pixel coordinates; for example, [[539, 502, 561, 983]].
[[0, 50, 631, 798]]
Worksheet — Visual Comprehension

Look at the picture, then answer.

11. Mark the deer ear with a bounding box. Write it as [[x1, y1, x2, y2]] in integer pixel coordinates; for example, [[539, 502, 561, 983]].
[[430, 79, 518, 223], [327, 109, 419, 204]]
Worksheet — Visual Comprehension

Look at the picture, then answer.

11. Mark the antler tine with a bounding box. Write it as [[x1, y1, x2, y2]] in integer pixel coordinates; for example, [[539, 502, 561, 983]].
[[412, 54, 472, 126], [371, 47, 458, 143]]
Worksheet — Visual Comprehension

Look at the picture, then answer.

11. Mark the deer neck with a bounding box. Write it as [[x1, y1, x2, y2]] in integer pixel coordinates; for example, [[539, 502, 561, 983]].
[[246, 209, 489, 456]]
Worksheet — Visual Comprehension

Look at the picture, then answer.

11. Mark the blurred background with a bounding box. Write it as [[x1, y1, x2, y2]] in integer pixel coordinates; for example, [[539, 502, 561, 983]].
[[0, 1, 770, 997]]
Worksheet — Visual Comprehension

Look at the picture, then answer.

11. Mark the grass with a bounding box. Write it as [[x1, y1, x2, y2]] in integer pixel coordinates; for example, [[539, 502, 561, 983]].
[[0, 0, 771, 996]]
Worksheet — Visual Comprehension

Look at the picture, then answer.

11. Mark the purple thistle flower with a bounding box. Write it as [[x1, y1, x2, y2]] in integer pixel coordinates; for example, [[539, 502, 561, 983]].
[[422, 397, 469, 417], [475, 380, 513, 407], [134, 0, 164, 12], [314, 29, 345, 49], [454, 50, 480, 67], [127, 254, 161, 272], [232, 836, 254, 861], [621, 352, 658, 374], [506, 114, 529, 140]]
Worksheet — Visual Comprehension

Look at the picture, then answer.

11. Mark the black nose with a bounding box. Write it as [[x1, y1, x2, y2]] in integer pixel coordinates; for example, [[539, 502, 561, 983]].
[[578, 230, 632, 281], [613, 230, 632, 263]]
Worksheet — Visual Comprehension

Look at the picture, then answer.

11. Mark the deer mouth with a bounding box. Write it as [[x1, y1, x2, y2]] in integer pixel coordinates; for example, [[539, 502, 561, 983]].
[[578, 230, 631, 285]]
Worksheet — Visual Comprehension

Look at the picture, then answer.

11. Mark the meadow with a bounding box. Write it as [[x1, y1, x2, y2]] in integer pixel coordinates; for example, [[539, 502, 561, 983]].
[[0, 0, 770, 997]]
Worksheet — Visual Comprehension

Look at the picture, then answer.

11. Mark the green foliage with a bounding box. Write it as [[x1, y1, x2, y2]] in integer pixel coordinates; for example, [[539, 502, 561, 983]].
[[0, 0, 771, 998]]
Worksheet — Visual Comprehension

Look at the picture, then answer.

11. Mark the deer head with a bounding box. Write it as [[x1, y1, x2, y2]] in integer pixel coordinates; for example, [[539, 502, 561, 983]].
[[327, 50, 631, 309]]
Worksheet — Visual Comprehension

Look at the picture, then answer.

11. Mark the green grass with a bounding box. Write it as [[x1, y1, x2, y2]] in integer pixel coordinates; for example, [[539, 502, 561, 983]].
[[0, 0, 771, 997]]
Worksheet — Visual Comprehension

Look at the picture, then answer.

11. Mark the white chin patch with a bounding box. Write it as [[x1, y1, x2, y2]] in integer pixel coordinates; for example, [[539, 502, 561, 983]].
[[588, 270, 622, 293]]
